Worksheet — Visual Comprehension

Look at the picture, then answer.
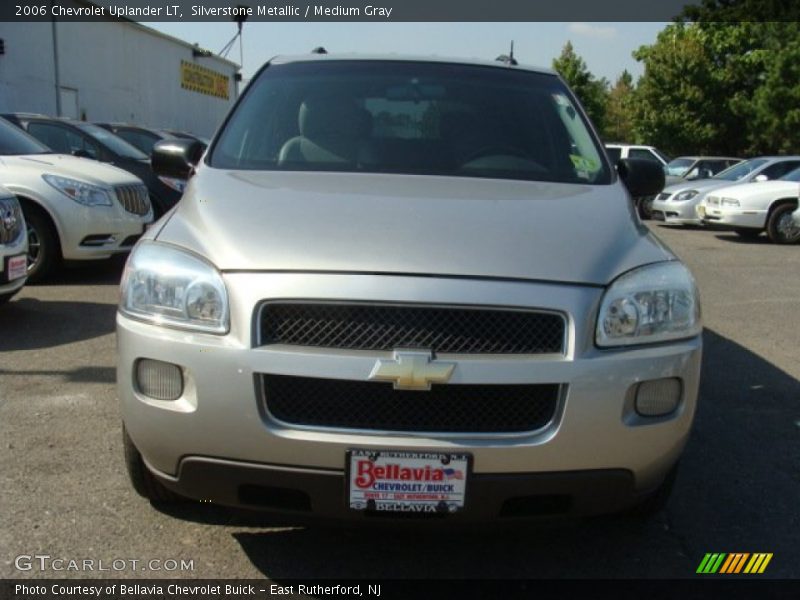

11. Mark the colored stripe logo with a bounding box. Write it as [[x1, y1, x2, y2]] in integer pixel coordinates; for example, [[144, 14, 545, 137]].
[[697, 553, 773, 574]]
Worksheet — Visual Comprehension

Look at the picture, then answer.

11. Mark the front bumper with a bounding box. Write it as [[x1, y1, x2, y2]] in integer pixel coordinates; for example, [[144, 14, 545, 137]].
[[0, 235, 28, 296], [49, 196, 153, 261], [701, 205, 766, 229], [118, 273, 702, 520], [651, 198, 702, 225]]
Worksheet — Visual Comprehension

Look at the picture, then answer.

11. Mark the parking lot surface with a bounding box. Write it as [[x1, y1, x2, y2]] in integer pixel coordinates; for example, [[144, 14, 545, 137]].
[[1, 223, 798, 580]]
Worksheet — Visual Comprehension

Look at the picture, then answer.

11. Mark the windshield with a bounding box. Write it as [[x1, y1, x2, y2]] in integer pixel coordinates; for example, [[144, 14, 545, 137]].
[[713, 158, 768, 181], [781, 167, 800, 183], [666, 158, 694, 177], [211, 61, 611, 185], [74, 123, 148, 160], [0, 118, 51, 156]]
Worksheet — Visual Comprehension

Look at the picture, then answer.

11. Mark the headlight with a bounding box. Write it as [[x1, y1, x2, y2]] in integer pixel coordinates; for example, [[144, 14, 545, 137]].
[[157, 176, 187, 193], [720, 197, 740, 207], [120, 242, 229, 334], [0, 195, 24, 244], [674, 190, 699, 201], [596, 262, 701, 347], [42, 174, 112, 206]]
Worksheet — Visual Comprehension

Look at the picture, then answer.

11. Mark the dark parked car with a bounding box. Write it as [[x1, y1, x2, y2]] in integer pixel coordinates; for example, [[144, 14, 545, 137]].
[[95, 123, 178, 154], [3, 114, 180, 216], [162, 130, 211, 145]]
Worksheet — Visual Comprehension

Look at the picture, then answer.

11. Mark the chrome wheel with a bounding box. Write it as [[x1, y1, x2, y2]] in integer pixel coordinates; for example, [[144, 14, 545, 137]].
[[776, 211, 800, 242], [26, 222, 41, 272]]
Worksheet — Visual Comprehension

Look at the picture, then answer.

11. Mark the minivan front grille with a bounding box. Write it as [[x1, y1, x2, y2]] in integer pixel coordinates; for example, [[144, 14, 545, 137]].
[[259, 303, 566, 355], [262, 374, 560, 434], [115, 184, 151, 216]]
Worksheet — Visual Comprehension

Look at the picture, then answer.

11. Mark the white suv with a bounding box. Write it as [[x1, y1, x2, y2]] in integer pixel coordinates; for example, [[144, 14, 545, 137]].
[[0, 186, 27, 303], [0, 118, 153, 281]]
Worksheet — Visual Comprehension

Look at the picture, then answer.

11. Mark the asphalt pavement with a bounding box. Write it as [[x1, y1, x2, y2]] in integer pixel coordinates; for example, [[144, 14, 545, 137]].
[[1, 223, 798, 580]]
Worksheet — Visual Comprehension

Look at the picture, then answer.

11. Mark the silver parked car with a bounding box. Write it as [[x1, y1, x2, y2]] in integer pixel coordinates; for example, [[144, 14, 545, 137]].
[[118, 55, 702, 522], [652, 156, 800, 226]]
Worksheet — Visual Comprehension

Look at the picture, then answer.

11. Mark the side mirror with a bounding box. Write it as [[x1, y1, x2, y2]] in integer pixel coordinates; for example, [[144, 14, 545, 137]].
[[617, 158, 665, 197], [151, 139, 206, 179], [754, 174, 768, 182]]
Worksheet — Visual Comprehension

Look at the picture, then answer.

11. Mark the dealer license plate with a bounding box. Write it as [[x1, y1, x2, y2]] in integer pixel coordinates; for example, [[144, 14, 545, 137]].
[[348, 449, 469, 514], [696, 205, 706, 218], [6, 255, 26, 281]]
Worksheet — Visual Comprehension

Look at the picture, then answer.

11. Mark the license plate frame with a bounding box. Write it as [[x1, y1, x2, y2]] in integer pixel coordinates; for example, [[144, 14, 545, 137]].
[[346, 449, 470, 514]]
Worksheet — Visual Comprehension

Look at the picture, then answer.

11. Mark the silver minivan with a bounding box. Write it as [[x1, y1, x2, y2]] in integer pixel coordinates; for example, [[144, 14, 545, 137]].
[[118, 55, 701, 521]]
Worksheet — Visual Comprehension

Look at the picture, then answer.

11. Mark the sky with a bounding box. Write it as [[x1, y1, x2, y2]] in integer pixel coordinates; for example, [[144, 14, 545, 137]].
[[148, 22, 667, 84]]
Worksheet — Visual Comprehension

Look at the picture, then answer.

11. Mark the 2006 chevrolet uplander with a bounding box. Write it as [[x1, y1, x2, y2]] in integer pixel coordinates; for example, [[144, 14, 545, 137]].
[[118, 55, 702, 521]]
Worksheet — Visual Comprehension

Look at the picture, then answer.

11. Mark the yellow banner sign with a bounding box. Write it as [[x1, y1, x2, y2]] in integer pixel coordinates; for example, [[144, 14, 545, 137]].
[[181, 60, 229, 100]]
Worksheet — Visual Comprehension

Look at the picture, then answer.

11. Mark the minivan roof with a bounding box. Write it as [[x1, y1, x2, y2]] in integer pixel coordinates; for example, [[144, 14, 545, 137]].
[[267, 53, 557, 76]]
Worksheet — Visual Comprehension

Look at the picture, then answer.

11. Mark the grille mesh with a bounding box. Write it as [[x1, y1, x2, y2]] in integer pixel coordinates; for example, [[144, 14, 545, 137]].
[[263, 374, 560, 433], [115, 184, 151, 216], [260, 303, 565, 354]]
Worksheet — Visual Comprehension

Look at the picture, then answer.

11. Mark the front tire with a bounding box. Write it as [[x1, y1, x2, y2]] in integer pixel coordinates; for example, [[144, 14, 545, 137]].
[[122, 425, 183, 503], [766, 203, 800, 244], [21, 206, 61, 282], [636, 196, 655, 220]]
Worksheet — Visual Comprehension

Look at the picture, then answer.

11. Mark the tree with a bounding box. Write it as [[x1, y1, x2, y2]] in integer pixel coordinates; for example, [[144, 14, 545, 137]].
[[604, 70, 635, 143], [631, 20, 800, 156], [552, 42, 608, 135]]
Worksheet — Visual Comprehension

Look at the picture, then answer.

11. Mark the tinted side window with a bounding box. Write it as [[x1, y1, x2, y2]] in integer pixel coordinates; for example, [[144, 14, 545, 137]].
[[629, 148, 661, 163], [606, 147, 622, 163], [116, 129, 160, 154], [27, 123, 100, 158], [759, 160, 800, 180]]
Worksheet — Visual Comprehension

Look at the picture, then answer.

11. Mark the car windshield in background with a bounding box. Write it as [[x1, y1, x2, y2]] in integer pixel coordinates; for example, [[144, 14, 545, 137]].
[[75, 123, 149, 160], [0, 118, 52, 156], [211, 61, 611, 185], [666, 158, 694, 176], [713, 158, 768, 181]]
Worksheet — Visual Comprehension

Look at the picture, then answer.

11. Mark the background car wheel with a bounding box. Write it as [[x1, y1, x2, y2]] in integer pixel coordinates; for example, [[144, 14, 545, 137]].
[[766, 203, 800, 244], [627, 462, 679, 518], [122, 425, 184, 503], [734, 228, 762, 239], [21, 204, 61, 283], [636, 195, 655, 220]]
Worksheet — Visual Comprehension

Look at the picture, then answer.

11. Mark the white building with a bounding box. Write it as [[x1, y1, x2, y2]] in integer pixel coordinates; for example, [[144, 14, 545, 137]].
[[0, 18, 240, 137]]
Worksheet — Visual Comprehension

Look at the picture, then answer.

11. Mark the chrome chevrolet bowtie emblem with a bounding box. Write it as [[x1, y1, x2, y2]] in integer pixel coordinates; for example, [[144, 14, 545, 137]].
[[368, 349, 455, 391]]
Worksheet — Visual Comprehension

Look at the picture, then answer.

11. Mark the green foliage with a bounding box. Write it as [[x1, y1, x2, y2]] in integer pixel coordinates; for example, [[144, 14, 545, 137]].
[[552, 42, 609, 135], [605, 70, 635, 143], [630, 21, 800, 156]]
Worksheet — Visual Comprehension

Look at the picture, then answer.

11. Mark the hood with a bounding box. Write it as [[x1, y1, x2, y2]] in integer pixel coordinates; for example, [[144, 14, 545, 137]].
[[157, 169, 675, 286], [709, 179, 800, 200], [662, 178, 733, 195], [0, 154, 143, 187]]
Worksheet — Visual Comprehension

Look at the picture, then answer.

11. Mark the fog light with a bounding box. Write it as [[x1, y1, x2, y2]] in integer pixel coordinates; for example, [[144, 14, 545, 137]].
[[635, 378, 681, 417], [136, 359, 183, 400]]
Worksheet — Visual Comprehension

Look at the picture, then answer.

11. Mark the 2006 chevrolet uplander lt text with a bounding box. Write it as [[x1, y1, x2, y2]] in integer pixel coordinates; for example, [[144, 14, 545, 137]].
[[117, 55, 702, 522]]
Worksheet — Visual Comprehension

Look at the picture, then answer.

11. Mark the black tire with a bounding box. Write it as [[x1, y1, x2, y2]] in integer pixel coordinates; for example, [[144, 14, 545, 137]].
[[628, 462, 679, 518], [766, 202, 800, 244], [122, 425, 183, 503], [637, 195, 655, 220], [21, 205, 61, 283], [733, 228, 762, 239]]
